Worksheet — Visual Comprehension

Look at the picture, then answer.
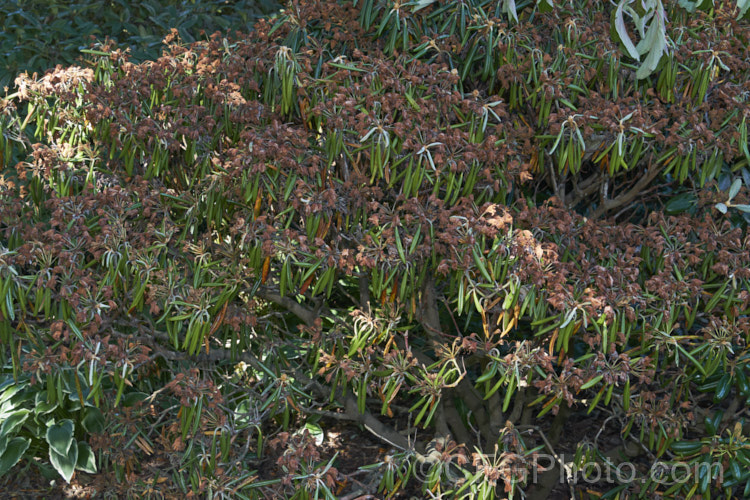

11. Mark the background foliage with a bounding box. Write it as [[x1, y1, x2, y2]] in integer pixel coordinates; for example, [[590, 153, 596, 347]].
[[1, 0, 750, 498], [0, 0, 281, 90]]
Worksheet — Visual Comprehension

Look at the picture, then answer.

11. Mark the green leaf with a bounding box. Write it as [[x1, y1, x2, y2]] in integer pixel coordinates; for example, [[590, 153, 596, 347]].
[[664, 193, 696, 214], [34, 392, 58, 416], [76, 441, 97, 474], [704, 409, 723, 435], [614, 0, 640, 60], [677, 0, 700, 12], [715, 202, 727, 214], [46, 419, 75, 456], [503, 0, 519, 23], [0, 409, 30, 437], [411, 0, 438, 12], [580, 374, 604, 390], [0, 383, 25, 405], [121, 392, 148, 407], [635, 11, 668, 79], [82, 407, 105, 434], [727, 178, 742, 201], [49, 440, 78, 483], [302, 423, 325, 446], [714, 373, 732, 402], [537, 0, 555, 12], [0, 437, 30, 476], [733, 204, 750, 213]]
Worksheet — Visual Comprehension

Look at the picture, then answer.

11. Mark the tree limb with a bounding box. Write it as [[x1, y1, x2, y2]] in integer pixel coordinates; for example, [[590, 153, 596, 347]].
[[256, 288, 318, 326], [589, 160, 661, 219]]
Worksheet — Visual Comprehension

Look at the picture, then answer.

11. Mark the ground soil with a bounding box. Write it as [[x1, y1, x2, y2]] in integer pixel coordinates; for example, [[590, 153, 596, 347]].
[[0, 406, 634, 499]]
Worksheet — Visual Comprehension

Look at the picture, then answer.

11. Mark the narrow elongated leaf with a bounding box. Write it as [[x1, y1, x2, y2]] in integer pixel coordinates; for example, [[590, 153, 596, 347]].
[[503, 0, 519, 23], [615, 0, 640, 60], [580, 374, 604, 390], [635, 10, 668, 79]]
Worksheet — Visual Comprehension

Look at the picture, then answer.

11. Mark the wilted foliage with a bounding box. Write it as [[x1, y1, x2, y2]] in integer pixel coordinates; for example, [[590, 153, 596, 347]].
[[0, 0, 749, 498]]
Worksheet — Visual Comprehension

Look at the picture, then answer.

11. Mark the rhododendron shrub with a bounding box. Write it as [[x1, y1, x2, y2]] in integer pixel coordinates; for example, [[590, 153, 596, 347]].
[[0, 0, 749, 497]]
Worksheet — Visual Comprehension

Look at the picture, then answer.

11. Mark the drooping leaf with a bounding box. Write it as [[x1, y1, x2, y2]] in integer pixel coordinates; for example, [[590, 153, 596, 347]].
[[635, 18, 668, 79], [502, 0, 519, 23], [615, 0, 640, 60]]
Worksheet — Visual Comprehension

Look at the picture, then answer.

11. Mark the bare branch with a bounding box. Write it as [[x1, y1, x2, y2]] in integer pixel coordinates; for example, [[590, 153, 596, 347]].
[[589, 161, 661, 219], [256, 288, 318, 326]]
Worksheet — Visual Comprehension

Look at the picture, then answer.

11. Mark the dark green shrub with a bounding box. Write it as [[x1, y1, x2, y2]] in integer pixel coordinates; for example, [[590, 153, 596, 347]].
[[1, 0, 749, 497]]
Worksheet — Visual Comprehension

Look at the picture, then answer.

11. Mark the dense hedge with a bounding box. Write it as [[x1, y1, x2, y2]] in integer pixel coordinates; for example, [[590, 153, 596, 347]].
[[1, 0, 750, 498]]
